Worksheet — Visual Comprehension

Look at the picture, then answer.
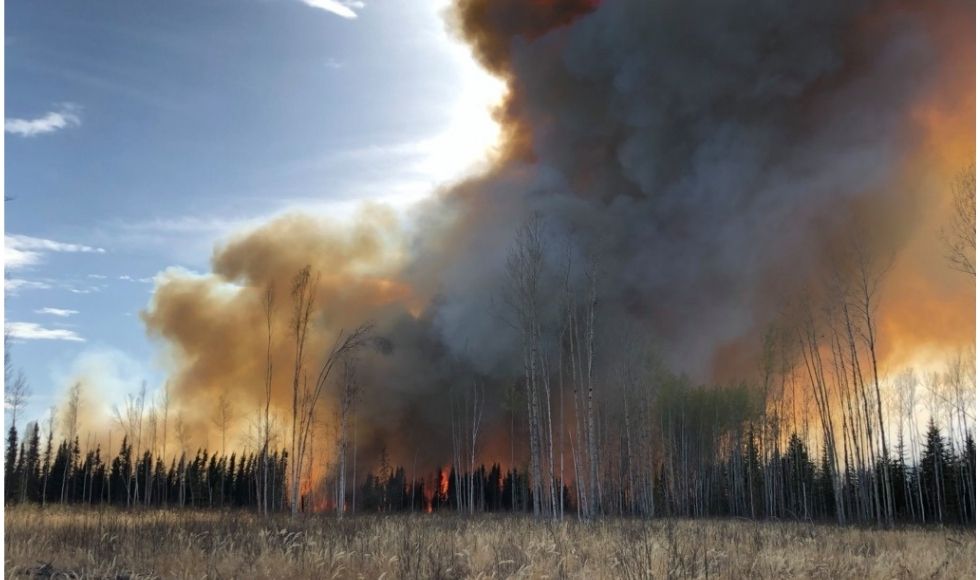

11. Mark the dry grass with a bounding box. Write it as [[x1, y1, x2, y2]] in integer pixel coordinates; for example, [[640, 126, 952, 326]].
[[4, 506, 974, 579]]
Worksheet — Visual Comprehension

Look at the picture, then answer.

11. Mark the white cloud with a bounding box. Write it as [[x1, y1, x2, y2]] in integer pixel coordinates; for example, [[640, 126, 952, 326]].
[[4, 279, 53, 293], [35, 307, 79, 317], [5, 104, 81, 137], [119, 275, 153, 283], [5, 322, 84, 342], [300, 0, 361, 19], [87, 274, 107, 280], [5, 233, 106, 270]]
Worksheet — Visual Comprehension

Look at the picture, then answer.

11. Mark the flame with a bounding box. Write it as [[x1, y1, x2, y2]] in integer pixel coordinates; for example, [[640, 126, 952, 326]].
[[313, 496, 333, 513], [422, 468, 450, 513], [439, 468, 450, 496]]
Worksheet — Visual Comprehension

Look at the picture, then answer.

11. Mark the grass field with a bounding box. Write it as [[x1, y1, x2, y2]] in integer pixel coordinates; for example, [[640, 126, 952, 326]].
[[4, 507, 975, 579]]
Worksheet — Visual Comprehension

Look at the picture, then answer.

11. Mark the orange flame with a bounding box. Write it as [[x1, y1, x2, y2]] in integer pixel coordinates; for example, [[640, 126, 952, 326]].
[[439, 468, 449, 496]]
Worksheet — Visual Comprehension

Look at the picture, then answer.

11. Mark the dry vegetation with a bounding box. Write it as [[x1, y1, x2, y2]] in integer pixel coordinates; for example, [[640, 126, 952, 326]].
[[4, 507, 975, 579]]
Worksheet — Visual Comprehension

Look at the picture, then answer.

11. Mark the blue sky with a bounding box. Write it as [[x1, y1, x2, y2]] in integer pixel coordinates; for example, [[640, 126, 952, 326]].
[[4, 0, 502, 427]]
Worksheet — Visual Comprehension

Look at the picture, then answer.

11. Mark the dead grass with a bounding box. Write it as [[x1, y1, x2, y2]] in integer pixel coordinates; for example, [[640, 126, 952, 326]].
[[4, 506, 974, 579]]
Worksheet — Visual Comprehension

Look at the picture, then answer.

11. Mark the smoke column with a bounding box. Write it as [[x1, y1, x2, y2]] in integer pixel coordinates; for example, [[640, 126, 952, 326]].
[[142, 0, 974, 468]]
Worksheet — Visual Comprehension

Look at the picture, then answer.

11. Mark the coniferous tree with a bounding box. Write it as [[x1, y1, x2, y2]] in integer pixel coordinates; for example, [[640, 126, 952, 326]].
[[20, 423, 41, 503], [920, 419, 952, 523], [5, 425, 19, 504], [39, 426, 53, 505], [784, 432, 815, 520]]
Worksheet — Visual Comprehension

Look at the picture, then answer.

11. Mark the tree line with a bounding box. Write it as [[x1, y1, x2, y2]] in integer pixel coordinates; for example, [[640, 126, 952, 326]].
[[2, 408, 973, 526]]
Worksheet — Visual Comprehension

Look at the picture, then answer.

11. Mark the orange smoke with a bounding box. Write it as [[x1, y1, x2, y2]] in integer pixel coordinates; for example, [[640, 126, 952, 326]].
[[142, 208, 419, 450], [875, 0, 975, 372]]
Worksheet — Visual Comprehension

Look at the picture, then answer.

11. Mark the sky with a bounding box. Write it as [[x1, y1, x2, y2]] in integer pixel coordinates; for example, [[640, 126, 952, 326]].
[[4, 0, 503, 427]]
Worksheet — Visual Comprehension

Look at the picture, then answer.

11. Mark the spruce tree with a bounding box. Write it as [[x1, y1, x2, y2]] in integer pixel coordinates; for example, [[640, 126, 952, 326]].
[[920, 419, 950, 523], [5, 425, 19, 504]]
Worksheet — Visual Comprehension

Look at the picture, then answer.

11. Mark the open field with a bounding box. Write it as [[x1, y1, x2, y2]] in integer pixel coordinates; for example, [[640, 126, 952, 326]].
[[4, 507, 975, 579]]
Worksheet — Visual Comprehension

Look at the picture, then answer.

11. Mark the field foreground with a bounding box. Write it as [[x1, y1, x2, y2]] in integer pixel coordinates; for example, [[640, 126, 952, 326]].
[[5, 507, 975, 579]]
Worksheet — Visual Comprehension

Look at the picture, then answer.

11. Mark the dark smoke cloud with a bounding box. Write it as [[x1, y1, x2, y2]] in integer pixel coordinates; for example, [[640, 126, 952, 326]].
[[429, 0, 951, 375], [143, 0, 972, 468]]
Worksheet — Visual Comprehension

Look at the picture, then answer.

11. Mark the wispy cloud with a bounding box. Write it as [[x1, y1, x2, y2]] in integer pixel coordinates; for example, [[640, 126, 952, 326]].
[[35, 307, 79, 317], [118, 275, 154, 283], [5, 234, 106, 270], [5, 276, 104, 295], [5, 322, 84, 342], [4, 279, 54, 293], [5, 104, 81, 137], [300, 0, 363, 19]]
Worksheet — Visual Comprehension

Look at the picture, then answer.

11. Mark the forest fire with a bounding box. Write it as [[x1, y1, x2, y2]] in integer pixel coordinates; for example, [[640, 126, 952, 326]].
[[130, 0, 974, 525], [4, 2, 977, 578]]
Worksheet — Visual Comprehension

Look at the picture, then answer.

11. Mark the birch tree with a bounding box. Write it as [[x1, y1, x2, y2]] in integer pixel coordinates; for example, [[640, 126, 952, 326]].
[[262, 283, 275, 515], [289, 266, 317, 515], [942, 163, 976, 276], [504, 215, 547, 516]]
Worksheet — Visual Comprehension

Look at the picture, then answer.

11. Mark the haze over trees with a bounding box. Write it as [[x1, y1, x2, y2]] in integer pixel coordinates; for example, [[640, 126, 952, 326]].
[[4, 215, 975, 528]]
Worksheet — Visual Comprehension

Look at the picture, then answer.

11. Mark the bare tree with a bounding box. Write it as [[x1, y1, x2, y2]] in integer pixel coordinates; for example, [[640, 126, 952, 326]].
[[213, 391, 234, 457], [160, 382, 171, 506], [559, 250, 602, 519], [942, 163, 976, 276], [504, 214, 547, 516], [145, 407, 157, 506], [941, 353, 975, 520], [60, 382, 82, 504], [467, 380, 485, 514], [113, 382, 147, 507], [175, 415, 190, 508], [294, 323, 374, 514], [289, 266, 317, 515], [851, 238, 895, 526], [335, 356, 359, 517], [4, 334, 31, 435], [583, 259, 600, 518], [798, 294, 845, 524], [262, 283, 275, 515], [5, 372, 30, 435], [284, 264, 376, 515], [40, 407, 55, 507], [501, 378, 522, 510]]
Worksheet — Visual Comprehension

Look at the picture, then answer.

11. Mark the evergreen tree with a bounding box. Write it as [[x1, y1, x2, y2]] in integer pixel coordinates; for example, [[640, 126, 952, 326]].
[[19, 423, 41, 503], [784, 432, 814, 520], [40, 426, 53, 505], [816, 438, 836, 521], [920, 419, 951, 524], [5, 425, 19, 504]]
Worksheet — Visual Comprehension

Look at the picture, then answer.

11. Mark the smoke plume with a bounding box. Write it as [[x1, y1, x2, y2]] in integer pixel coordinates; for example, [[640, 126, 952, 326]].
[[142, 0, 974, 468]]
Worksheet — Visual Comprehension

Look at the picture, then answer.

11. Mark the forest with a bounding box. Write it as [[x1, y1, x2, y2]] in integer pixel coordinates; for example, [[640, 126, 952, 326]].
[[2, 387, 975, 527], [5, 205, 976, 529]]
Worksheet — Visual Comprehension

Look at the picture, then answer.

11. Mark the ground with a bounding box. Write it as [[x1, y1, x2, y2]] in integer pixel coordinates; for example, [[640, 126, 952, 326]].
[[4, 507, 975, 579]]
